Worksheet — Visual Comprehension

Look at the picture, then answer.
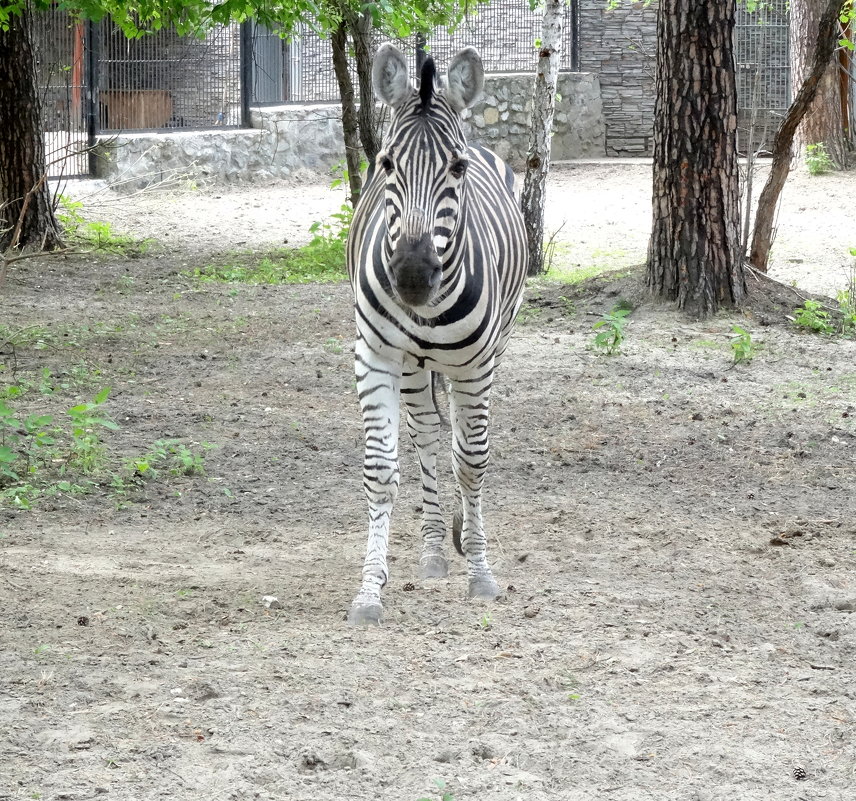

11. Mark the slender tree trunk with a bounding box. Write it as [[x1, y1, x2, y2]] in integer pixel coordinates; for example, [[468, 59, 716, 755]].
[[346, 9, 382, 164], [791, 0, 846, 168], [330, 20, 363, 206], [521, 0, 563, 276], [749, 0, 843, 272], [647, 0, 744, 316], [0, 6, 64, 251]]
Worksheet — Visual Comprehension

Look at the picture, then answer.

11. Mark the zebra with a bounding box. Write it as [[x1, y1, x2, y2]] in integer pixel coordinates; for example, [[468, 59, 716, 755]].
[[346, 44, 528, 625]]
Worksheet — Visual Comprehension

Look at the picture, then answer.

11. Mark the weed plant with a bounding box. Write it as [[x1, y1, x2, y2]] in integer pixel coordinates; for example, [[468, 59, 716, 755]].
[[192, 205, 350, 285], [418, 779, 455, 801], [593, 304, 632, 355], [0, 386, 210, 509], [56, 195, 152, 255], [805, 143, 834, 176], [730, 325, 759, 364], [838, 256, 856, 335], [191, 167, 354, 285], [125, 439, 210, 482], [793, 300, 836, 335]]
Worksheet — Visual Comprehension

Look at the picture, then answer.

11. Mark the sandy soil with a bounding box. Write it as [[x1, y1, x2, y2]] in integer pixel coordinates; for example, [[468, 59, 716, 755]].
[[67, 159, 856, 297], [1, 162, 855, 801]]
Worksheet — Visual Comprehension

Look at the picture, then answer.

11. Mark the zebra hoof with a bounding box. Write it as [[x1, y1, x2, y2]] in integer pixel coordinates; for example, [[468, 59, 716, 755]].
[[469, 577, 501, 601], [348, 600, 384, 626], [419, 552, 448, 579]]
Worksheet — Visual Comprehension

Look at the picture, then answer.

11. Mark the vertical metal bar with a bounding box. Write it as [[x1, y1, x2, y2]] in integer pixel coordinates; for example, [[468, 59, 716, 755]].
[[570, 0, 581, 72], [240, 20, 253, 126], [84, 18, 99, 175], [415, 32, 426, 73], [283, 39, 291, 102]]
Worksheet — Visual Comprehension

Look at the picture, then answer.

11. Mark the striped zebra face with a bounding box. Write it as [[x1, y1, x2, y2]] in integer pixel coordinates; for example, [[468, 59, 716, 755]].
[[372, 44, 485, 308], [379, 137, 469, 306]]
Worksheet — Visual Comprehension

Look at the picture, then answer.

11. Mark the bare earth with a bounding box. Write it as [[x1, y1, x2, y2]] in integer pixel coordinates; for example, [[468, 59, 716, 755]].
[[2, 162, 855, 801]]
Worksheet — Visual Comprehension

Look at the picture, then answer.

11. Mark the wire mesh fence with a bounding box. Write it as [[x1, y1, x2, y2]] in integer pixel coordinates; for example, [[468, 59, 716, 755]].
[[31, 2, 795, 176], [735, 0, 791, 154], [97, 22, 243, 131], [259, 0, 580, 105], [32, 9, 89, 178], [31, 11, 244, 177]]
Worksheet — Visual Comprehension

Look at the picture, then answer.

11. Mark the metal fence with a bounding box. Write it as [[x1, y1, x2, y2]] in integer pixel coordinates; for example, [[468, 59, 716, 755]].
[[32, 2, 794, 176], [264, 0, 581, 105], [32, 10, 89, 178], [735, 0, 791, 154], [97, 22, 243, 131], [32, 10, 246, 177], [32, 4, 582, 176]]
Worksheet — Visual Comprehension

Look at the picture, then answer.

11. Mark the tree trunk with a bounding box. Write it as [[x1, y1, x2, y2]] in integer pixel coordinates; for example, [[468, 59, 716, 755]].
[[521, 0, 563, 277], [791, 0, 846, 168], [0, 7, 63, 251], [646, 0, 744, 316], [749, 0, 843, 272], [347, 9, 382, 164], [330, 20, 363, 207]]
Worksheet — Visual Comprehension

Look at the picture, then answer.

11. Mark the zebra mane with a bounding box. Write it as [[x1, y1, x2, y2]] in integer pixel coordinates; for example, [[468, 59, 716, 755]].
[[418, 57, 436, 113]]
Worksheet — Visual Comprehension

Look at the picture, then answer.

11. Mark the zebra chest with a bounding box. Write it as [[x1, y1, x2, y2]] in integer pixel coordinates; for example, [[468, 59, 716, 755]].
[[356, 290, 502, 372]]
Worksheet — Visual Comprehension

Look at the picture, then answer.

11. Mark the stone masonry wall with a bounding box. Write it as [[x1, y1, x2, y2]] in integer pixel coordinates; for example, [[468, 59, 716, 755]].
[[95, 72, 605, 190], [93, 106, 344, 188], [462, 72, 604, 164], [579, 0, 657, 156]]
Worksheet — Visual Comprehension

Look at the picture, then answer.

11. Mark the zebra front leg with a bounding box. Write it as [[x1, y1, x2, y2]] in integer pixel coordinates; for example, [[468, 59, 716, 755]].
[[403, 369, 448, 579], [349, 347, 401, 625], [449, 375, 501, 601]]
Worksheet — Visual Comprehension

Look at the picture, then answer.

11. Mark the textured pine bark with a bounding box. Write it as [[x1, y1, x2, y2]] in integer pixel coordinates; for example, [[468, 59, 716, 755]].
[[0, 7, 64, 251], [521, 0, 563, 276], [790, 0, 846, 168], [646, 0, 744, 316], [330, 21, 363, 207]]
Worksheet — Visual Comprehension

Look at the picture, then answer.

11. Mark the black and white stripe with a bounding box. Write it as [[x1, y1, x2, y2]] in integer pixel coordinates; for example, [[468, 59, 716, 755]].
[[346, 45, 527, 624]]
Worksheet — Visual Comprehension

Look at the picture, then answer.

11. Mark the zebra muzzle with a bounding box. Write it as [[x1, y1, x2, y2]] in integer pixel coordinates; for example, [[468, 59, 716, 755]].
[[388, 232, 442, 306]]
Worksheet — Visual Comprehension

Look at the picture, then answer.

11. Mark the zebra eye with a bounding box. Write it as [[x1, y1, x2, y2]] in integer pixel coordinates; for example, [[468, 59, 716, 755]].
[[380, 156, 394, 174], [449, 159, 467, 179]]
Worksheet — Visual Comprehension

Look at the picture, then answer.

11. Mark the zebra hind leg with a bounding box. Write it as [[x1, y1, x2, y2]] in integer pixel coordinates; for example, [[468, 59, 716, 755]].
[[403, 369, 448, 579]]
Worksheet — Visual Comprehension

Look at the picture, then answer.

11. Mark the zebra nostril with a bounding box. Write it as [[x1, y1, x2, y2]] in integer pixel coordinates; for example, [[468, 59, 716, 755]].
[[431, 266, 442, 286]]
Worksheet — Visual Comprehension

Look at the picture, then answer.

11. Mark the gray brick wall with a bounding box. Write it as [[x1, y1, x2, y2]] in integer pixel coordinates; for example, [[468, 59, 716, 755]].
[[578, 0, 657, 156]]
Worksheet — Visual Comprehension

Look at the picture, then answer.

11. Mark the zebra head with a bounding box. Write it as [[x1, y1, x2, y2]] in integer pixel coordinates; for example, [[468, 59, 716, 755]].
[[372, 44, 484, 307]]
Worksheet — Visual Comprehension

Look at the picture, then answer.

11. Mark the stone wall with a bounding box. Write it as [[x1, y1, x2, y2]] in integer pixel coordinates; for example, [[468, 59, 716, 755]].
[[282, 1, 658, 155], [578, 0, 658, 156], [94, 72, 605, 190], [462, 72, 604, 164]]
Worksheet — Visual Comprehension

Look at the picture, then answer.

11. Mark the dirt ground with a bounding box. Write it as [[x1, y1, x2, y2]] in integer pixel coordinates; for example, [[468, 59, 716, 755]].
[[2, 162, 855, 801]]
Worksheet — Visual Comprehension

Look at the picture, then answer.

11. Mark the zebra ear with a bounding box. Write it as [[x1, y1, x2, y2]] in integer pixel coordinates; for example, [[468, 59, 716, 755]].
[[446, 48, 484, 112], [373, 44, 414, 109]]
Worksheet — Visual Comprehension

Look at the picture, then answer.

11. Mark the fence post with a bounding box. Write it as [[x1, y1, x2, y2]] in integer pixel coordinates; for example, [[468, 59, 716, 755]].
[[84, 19, 100, 175], [240, 21, 253, 127], [570, 0, 580, 72], [415, 33, 426, 73]]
